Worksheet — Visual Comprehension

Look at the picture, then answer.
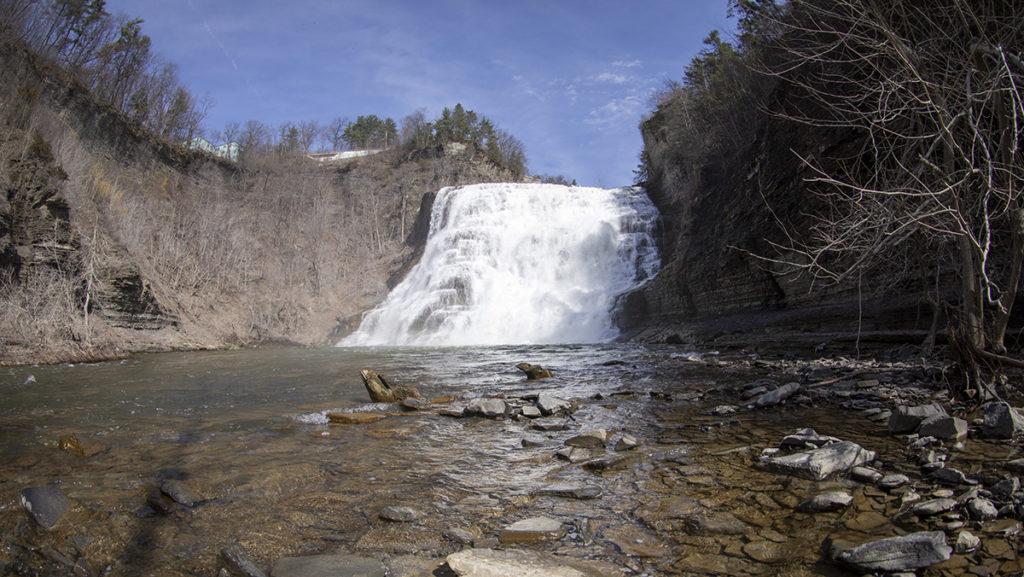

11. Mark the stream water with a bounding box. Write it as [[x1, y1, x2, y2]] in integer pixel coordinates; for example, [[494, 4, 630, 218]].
[[0, 346, 1019, 576]]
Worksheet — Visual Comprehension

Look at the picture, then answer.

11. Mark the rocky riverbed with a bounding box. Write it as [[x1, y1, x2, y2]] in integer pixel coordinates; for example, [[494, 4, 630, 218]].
[[0, 345, 1021, 576]]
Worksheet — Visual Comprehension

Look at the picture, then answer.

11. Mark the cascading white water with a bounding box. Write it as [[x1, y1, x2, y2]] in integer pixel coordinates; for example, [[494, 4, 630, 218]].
[[340, 183, 659, 346]]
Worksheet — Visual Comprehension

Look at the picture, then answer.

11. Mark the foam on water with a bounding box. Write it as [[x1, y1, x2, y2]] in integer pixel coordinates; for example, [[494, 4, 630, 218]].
[[340, 183, 659, 346]]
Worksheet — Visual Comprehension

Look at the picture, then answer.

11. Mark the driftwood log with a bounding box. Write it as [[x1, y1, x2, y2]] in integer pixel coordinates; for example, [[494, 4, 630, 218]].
[[360, 369, 421, 403]]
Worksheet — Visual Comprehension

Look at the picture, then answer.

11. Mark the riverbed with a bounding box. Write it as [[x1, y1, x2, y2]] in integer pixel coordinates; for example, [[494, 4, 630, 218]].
[[0, 345, 1020, 576]]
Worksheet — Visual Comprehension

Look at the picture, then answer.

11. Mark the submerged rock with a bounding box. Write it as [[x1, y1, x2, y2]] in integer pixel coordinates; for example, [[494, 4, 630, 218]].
[[888, 404, 946, 434], [359, 369, 421, 403], [534, 483, 602, 500], [752, 382, 800, 408], [20, 485, 69, 530], [982, 401, 1024, 438], [516, 363, 552, 380], [464, 398, 507, 418], [565, 429, 607, 449], [797, 491, 853, 513], [271, 554, 385, 577], [160, 478, 202, 507], [500, 516, 565, 544], [830, 531, 951, 572], [221, 545, 267, 577], [536, 393, 571, 415], [762, 441, 876, 481], [327, 412, 386, 425], [615, 434, 639, 451], [380, 506, 422, 522], [445, 549, 587, 577]]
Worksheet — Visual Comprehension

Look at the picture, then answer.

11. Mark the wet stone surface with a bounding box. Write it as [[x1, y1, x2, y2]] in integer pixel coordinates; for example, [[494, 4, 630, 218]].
[[0, 345, 1021, 576]]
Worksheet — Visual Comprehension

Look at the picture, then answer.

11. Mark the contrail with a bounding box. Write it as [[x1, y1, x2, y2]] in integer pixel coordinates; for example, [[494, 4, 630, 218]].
[[186, 0, 267, 106]]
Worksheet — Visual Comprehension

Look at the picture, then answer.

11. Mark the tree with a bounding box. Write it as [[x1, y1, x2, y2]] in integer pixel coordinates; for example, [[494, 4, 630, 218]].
[[322, 116, 349, 151]]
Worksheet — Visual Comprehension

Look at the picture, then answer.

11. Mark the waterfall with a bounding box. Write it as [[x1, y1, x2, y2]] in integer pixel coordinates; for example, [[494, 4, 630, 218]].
[[340, 183, 659, 346]]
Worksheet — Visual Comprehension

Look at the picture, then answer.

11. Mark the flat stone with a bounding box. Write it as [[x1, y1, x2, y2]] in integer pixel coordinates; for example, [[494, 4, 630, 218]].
[[445, 549, 588, 577], [20, 486, 70, 530], [520, 435, 546, 448], [465, 398, 507, 418], [536, 393, 571, 416], [443, 528, 477, 544], [380, 506, 421, 522], [439, 406, 466, 418], [851, 466, 883, 483], [532, 418, 570, 432], [710, 405, 737, 416], [603, 524, 669, 557], [910, 498, 957, 517], [930, 467, 971, 486], [797, 491, 853, 513], [615, 434, 639, 451], [399, 398, 428, 411], [1007, 458, 1024, 473], [327, 412, 387, 425], [967, 497, 999, 521], [534, 483, 602, 500], [271, 554, 385, 577], [889, 404, 947, 434], [982, 402, 1024, 438], [831, 531, 951, 572], [564, 429, 607, 449], [753, 382, 800, 407], [555, 447, 591, 463], [918, 415, 968, 440], [742, 540, 787, 564], [221, 545, 268, 577], [520, 405, 542, 418], [762, 440, 876, 480], [500, 516, 565, 544], [780, 428, 838, 449], [160, 479, 201, 507], [878, 474, 910, 490]]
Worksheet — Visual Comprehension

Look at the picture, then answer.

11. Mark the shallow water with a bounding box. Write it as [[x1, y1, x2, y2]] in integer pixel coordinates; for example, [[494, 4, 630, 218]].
[[0, 345, 1018, 576]]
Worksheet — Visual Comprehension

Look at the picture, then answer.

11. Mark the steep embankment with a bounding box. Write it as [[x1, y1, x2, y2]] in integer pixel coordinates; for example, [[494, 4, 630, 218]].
[[618, 90, 928, 348], [0, 39, 514, 364]]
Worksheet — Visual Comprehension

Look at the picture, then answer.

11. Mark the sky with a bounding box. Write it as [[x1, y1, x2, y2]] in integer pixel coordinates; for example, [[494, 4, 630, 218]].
[[107, 1, 736, 186]]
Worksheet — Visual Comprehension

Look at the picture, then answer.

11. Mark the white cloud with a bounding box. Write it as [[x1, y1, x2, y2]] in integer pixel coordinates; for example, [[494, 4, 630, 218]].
[[593, 72, 628, 84], [585, 95, 644, 126], [611, 59, 642, 68]]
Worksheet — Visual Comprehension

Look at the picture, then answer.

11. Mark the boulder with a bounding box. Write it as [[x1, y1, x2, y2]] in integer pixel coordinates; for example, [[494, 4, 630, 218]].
[[762, 441, 876, 480], [831, 531, 951, 572], [564, 429, 607, 449], [555, 447, 591, 463], [464, 398, 507, 418], [271, 554, 385, 577], [918, 415, 968, 440], [20, 485, 69, 530], [752, 382, 800, 408], [500, 517, 565, 544], [888, 404, 947, 434], [445, 549, 589, 577], [982, 402, 1024, 438], [797, 491, 853, 513], [359, 369, 421, 403], [536, 393, 571, 416], [516, 363, 552, 380]]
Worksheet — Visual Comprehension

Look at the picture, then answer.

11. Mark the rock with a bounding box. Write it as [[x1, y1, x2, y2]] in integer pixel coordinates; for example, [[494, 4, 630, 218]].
[[889, 404, 947, 434], [380, 506, 421, 522], [271, 554, 385, 577], [555, 447, 591, 463], [443, 528, 477, 545], [564, 429, 607, 449], [909, 498, 957, 517], [831, 531, 951, 572], [603, 524, 669, 557], [930, 467, 971, 486], [535, 393, 571, 415], [57, 434, 86, 457], [20, 486, 69, 530], [955, 531, 980, 553], [516, 363, 552, 380], [399, 398, 428, 411], [500, 516, 565, 544], [439, 406, 466, 418], [878, 473, 910, 490], [614, 434, 639, 451], [991, 477, 1020, 499], [221, 545, 268, 577], [521, 405, 542, 418], [742, 540, 787, 564], [327, 412, 386, 425], [851, 466, 883, 483], [445, 549, 588, 577], [753, 382, 800, 407], [982, 402, 1024, 438], [521, 435, 546, 448], [160, 479, 201, 507], [967, 497, 999, 521], [780, 428, 838, 449], [1007, 458, 1024, 474], [797, 491, 853, 512], [532, 418, 569, 431], [918, 415, 968, 440], [534, 483, 602, 500], [681, 511, 749, 535], [359, 369, 421, 403], [464, 398, 507, 418], [710, 405, 737, 416], [581, 453, 633, 472], [762, 441, 876, 480]]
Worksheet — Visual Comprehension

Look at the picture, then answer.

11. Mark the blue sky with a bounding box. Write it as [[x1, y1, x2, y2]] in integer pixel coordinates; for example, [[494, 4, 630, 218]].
[[108, 1, 735, 186]]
